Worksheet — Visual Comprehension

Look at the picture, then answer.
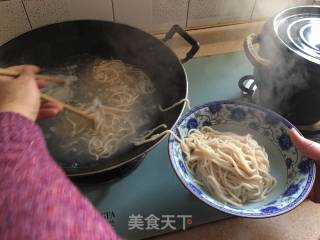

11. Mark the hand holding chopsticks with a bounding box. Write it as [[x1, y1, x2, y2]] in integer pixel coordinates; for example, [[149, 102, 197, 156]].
[[0, 65, 95, 126]]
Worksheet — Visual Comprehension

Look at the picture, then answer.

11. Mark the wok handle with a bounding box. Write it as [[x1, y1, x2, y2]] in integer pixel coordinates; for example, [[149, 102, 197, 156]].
[[244, 33, 272, 69], [163, 24, 200, 63]]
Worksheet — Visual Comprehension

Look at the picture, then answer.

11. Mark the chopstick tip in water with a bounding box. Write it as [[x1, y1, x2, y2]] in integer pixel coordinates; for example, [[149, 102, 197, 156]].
[[40, 93, 95, 128]]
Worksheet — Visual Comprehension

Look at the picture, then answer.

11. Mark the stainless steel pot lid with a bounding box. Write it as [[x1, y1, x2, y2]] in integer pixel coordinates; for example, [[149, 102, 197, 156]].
[[274, 5, 320, 64]]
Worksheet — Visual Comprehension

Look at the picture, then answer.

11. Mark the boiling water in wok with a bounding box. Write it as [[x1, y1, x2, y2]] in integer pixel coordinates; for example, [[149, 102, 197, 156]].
[[39, 56, 162, 168], [0, 21, 193, 177]]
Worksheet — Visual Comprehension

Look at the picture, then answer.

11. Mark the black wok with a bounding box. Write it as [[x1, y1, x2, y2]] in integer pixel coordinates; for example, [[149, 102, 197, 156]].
[[0, 21, 199, 178]]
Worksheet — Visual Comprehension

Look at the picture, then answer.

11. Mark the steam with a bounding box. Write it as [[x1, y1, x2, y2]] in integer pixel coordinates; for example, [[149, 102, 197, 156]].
[[254, 26, 311, 124]]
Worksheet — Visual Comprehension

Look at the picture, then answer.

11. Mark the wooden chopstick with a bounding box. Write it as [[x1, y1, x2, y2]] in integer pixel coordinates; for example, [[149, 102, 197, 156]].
[[0, 68, 64, 83], [41, 93, 95, 127]]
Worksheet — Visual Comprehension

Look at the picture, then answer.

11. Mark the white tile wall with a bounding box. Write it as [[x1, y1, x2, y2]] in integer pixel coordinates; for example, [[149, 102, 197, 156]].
[[0, 0, 31, 45], [1, 0, 318, 44], [187, 0, 255, 28], [113, 0, 188, 32], [22, 0, 70, 28], [113, 0, 150, 30], [67, 0, 113, 21], [22, 0, 113, 29], [252, 0, 314, 20]]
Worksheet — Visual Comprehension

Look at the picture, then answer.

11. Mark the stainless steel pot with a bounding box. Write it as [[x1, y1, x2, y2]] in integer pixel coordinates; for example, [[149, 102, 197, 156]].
[[242, 5, 320, 125]]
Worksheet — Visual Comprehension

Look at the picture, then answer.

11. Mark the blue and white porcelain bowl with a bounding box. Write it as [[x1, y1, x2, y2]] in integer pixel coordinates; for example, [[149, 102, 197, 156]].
[[168, 101, 316, 218]]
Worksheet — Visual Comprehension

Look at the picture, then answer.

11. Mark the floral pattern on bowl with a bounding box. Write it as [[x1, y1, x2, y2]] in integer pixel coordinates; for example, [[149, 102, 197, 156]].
[[168, 101, 316, 218]]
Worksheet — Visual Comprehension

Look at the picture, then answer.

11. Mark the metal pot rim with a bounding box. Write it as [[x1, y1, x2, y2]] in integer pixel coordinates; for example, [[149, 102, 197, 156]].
[[273, 5, 320, 65]]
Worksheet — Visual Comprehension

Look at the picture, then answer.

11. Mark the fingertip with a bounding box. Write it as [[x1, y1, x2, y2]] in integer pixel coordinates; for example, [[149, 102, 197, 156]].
[[289, 128, 295, 136], [289, 127, 300, 137], [37, 108, 60, 120], [57, 102, 64, 111], [23, 65, 40, 74], [289, 128, 303, 147], [41, 102, 64, 111], [17, 68, 38, 83], [37, 79, 48, 88], [18, 72, 35, 83], [289, 127, 297, 133], [289, 128, 295, 137], [52, 108, 60, 115]]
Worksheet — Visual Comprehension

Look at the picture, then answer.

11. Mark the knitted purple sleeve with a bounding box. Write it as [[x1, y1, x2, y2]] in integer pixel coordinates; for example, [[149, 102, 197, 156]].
[[0, 112, 119, 240]]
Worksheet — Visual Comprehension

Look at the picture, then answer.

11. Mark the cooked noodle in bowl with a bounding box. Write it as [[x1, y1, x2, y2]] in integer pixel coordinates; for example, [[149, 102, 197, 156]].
[[181, 127, 276, 207], [169, 101, 316, 218]]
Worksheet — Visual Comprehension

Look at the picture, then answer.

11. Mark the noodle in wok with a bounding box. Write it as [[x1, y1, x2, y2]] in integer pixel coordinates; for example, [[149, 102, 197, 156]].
[[43, 59, 155, 159]]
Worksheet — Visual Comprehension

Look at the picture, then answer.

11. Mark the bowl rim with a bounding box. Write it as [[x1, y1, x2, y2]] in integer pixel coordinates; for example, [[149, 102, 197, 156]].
[[168, 100, 316, 218]]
